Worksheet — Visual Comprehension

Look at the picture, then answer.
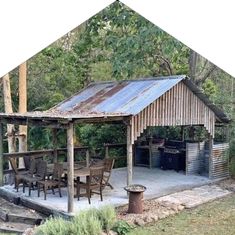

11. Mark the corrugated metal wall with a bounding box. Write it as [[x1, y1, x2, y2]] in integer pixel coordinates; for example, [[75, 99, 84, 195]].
[[131, 81, 215, 144], [210, 143, 230, 179], [186, 142, 207, 175]]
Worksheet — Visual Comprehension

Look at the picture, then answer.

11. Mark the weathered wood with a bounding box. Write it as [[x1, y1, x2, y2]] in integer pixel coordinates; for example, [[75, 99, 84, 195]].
[[3, 147, 88, 159], [0, 117, 69, 129], [130, 81, 217, 143], [18, 61, 28, 168], [131, 117, 135, 144], [208, 134, 213, 179], [86, 149, 90, 167], [127, 124, 133, 186], [52, 129, 58, 163], [67, 122, 74, 213], [0, 123, 3, 186], [105, 145, 109, 159], [103, 143, 126, 148]]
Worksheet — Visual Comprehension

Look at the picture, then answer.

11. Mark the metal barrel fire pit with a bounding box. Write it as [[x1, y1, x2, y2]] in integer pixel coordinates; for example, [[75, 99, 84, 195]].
[[124, 184, 146, 214]]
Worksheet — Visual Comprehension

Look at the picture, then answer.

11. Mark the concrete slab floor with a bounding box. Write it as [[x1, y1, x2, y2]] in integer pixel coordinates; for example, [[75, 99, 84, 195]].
[[0, 167, 212, 214]]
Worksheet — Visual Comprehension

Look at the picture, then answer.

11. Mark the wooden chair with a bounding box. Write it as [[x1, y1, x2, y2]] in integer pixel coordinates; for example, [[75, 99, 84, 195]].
[[102, 158, 115, 190], [37, 163, 64, 200], [22, 160, 47, 196], [13, 158, 36, 191], [77, 166, 104, 204]]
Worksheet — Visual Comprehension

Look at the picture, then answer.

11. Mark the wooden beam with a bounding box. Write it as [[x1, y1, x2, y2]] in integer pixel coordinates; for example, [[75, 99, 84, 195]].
[[52, 129, 58, 163], [0, 123, 3, 186], [67, 122, 74, 213], [0, 117, 69, 129], [127, 124, 133, 186], [2, 147, 88, 159]]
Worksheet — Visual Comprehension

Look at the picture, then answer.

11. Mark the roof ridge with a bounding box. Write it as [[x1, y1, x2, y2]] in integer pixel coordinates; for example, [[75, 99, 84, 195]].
[[90, 75, 187, 85]]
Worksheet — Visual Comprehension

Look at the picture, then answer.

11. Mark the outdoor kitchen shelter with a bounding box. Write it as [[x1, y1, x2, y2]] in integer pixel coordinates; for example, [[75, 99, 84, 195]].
[[0, 75, 230, 213]]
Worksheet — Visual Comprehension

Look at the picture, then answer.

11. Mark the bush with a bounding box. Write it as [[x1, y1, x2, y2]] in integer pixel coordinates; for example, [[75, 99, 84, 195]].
[[112, 220, 133, 235], [98, 205, 117, 232], [72, 209, 102, 235], [35, 217, 71, 235], [35, 206, 119, 235]]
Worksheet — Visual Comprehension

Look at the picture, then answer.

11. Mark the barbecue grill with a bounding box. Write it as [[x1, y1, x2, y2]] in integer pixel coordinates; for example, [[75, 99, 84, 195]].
[[160, 140, 186, 172]]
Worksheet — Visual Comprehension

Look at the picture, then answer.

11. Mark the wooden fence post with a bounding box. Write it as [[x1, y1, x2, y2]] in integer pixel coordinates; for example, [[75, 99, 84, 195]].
[[67, 122, 74, 213]]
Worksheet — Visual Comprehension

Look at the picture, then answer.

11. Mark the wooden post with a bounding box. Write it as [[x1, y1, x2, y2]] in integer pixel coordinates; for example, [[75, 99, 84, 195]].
[[127, 124, 133, 186], [148, 137, 153, 169], [18, 61, 27, 168], [86, 149, 90, 167], [0, 123, 3, 186], [105, 145, 109, 159], [208, 134, 213, 179], [67, 122, 74, 213], [52, 129, 58, 163], [181, 126, 184, 141]]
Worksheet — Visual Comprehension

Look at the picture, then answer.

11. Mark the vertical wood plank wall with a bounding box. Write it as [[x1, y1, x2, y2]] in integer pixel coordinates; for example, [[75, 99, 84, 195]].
[[131, 81, 215, 144]]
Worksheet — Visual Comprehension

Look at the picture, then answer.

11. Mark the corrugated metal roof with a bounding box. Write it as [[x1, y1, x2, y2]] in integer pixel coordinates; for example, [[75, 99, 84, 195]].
[[0, 75, 230, 123], [52, 75, 185, 116]]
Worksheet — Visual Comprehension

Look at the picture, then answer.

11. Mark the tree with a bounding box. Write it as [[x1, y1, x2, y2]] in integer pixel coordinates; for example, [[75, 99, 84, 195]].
[[189, 50, 217, 85], [2, 73, 16, 154]]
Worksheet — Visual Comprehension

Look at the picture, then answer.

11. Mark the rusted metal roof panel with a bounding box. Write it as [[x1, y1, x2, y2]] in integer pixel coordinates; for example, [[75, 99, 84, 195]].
[[52, 75, 185, 116]]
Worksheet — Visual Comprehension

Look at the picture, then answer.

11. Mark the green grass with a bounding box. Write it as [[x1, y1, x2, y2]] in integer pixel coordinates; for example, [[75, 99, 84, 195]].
[[128, 194, 235, 235]]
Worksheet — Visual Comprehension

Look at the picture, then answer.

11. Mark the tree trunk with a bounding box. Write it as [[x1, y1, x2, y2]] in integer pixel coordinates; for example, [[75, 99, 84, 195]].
[[18, 62, 27, 168], [2, 74, 16, 171], [189, 49, 198, 81]]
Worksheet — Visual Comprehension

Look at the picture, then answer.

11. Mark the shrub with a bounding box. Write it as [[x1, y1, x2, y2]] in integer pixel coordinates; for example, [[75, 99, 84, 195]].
[[112, 220, 133, 235], [98, 205, 117, 233], [35, 206, 118, 235], [71, 209, 102, 235], [35, 217, 71, 235]]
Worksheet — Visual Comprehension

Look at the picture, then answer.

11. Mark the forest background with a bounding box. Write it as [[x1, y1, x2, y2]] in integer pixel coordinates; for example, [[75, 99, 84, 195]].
[[0, 2, 234, 168]]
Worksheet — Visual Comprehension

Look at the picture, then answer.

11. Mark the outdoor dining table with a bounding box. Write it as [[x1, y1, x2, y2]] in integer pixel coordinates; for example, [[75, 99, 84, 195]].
[[47, 163, 91, 197], [47, 162, 86, 175]]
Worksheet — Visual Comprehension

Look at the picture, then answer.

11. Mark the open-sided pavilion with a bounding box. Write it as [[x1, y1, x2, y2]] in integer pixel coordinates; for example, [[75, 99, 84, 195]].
[[0, 75, 230, 213]]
